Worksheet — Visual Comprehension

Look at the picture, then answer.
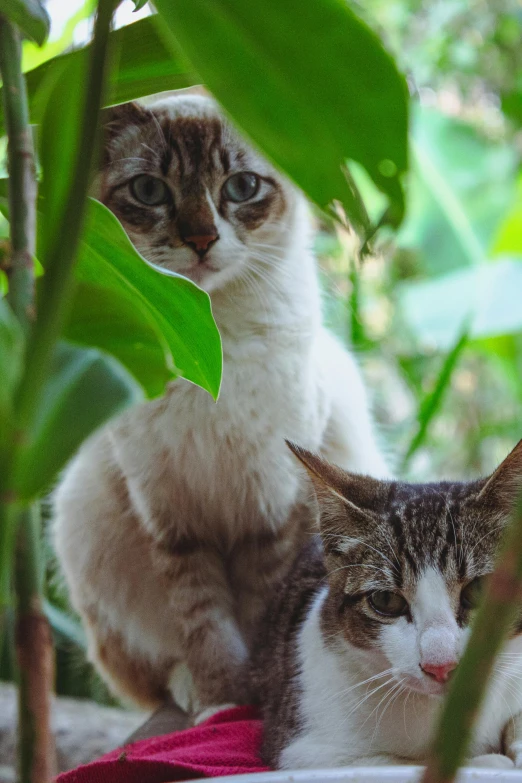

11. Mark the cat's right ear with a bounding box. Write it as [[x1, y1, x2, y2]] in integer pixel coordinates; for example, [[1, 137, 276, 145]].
[[477, 438, 522, 514], [285, 441, 381, 553]]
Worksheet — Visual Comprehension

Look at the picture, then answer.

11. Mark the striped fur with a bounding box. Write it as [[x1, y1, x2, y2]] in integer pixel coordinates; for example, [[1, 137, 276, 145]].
[[251, 441, 522, 769]]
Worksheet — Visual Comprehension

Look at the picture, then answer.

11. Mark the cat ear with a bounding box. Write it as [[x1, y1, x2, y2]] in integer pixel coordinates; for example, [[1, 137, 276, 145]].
[[285, 441, 383, 551], [100, 101, 152, 145], [477, 439, 522, 513]]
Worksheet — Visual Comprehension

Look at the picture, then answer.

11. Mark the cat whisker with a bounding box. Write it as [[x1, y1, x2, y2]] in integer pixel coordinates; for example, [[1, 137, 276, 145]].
[[403, 688, 412, 740], [335, 668, 396, 699]]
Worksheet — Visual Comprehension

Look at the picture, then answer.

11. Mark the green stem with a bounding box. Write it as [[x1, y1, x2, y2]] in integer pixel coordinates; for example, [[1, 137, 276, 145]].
[[14, 0, 117, 439], [0, 14, 56, 783], [0, 17, 36, 334], [14, 504, 55, 783], [422, 491, 522, 783]]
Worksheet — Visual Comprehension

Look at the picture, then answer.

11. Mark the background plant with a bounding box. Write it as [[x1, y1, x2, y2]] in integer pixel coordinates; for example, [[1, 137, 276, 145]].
[[0, 0, 521, 781]]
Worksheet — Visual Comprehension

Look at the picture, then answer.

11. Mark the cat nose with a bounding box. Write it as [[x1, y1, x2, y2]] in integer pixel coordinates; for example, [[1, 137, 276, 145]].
[[183, 233, 219, 256], [421, 661, 457, 683]]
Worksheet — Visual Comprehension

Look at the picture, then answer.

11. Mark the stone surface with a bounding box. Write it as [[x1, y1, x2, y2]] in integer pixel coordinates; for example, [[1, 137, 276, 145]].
[[0, 682, 145, 781]]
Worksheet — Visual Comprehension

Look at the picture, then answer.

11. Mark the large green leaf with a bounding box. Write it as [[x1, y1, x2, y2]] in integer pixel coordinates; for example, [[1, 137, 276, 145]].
[[14, 342, 142, 500], [154, 0, 408, 229], [64, 281, 172, 399], [0, 0, 49, 46], [398, 257, 522, 351], [0, 16, 196, 134], [70, 199, 222, 399]]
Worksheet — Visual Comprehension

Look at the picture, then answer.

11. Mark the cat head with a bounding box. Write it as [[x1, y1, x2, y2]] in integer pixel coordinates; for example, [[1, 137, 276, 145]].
[[288, 440, 522, 697], [97, 94, 300, 293]]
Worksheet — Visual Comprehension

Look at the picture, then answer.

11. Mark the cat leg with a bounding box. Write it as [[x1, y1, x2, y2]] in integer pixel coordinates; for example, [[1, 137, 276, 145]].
[[154, 541, 249, 711], [83, 610, 173, 710], [503, 710, 522, 767]]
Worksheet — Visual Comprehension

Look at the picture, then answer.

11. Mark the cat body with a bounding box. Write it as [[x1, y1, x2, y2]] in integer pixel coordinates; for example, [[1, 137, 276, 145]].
[[251, 442, 522, 770], [53, 94, 388, 713]]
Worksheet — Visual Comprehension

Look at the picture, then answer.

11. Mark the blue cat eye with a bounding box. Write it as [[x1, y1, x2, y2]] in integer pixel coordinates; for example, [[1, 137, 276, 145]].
[[130, 175, 170, 206], [223, 172, 260, 203], [368, 590, 408, 618]]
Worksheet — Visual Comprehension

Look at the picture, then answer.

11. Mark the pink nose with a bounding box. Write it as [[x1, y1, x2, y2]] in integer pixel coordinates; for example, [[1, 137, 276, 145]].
[[184, 234, 218, 253], [421, 661, 457, 683]]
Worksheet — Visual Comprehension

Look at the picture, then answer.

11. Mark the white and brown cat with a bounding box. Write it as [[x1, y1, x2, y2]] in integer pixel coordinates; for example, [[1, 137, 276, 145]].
[[53, 93, 388, 716], [251, 440, 522, 770]]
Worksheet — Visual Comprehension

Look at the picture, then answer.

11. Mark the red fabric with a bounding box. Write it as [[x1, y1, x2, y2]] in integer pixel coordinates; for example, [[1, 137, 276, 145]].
[[57, 706, 270, 783]]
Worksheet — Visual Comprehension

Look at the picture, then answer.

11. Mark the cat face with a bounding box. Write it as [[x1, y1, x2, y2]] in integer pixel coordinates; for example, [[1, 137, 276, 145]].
[[98, 94, 295, 293], [289, 441, 522, 698]]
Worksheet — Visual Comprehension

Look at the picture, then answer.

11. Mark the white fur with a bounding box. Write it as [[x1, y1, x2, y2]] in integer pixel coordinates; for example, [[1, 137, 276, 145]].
[[53, 94, 389, 707], [283, 582, 522, 769]]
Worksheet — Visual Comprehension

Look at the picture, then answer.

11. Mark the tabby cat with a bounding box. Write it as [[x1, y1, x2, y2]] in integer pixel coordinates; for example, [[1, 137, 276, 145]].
[[53, 93, 388, 717], [251, 440, 522, 769]]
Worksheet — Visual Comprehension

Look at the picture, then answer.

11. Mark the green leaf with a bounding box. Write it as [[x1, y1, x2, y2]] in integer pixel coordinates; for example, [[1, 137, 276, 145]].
[[491, 176, 522, 257], [153, 0, 408, 229], [0, 298, 24, 473], [0, 0, 50, 46], [15, 342, 143, 500], [68, 199, 222, 399], [0, 16, 196, 134], [401, 329, 469, 471], [64, 281, 172, 399], [398, 257, 522, 351], [132, 0, 148, 9], [22, 0, 95, 73], [38, 45, 87, 264]]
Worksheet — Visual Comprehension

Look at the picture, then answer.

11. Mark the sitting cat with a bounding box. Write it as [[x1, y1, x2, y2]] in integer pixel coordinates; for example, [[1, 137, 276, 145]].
[[250, 440, 522, 770], [53, 93, 388, 715]]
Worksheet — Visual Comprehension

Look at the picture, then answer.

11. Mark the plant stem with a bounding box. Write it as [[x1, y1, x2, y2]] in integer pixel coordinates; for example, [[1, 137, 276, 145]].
[[15, 504, 55, 783], [0, 14, 56, 783], [422, 491, 522, 783], [14, 0, 118, 439], [0, 17, 36, 335]]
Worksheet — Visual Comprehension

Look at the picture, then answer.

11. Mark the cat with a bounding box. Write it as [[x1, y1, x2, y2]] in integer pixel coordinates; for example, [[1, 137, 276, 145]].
[[250, 439, 522, 770], [52, 93, 389, 716]]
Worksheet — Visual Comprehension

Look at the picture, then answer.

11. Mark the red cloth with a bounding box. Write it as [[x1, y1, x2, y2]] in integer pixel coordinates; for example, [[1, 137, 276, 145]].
[[57, 706, 270, 783]]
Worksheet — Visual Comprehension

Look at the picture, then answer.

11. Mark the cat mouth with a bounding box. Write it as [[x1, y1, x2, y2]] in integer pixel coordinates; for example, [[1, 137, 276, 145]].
[[402, 674, 447, 697], [178, 262, 220, 283]]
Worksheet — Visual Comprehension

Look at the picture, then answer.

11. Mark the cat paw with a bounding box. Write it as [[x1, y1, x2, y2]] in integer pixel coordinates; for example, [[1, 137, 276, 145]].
[[193, 703, 237, 725], [467, 754, 515, 769], [168, 661, 198, 714]]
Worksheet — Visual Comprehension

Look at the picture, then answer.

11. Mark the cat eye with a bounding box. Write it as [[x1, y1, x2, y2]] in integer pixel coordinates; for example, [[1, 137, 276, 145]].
[[368, 591, 408, 618], [460, 577, 484, 610], [130, 175, 170, 206], [223, 172, 260, 203]]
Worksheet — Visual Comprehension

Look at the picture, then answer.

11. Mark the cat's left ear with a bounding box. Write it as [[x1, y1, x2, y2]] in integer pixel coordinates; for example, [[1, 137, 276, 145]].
[[477, 439, 522, 513], [286, 441, 384, 551]]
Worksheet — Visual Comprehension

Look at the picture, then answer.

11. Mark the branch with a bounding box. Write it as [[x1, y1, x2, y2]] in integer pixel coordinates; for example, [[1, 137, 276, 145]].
[[0, 16, 36, 334], [422, 491, 522, 783], [15, 505, 55, 783], [0, 14, 56, 783]]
